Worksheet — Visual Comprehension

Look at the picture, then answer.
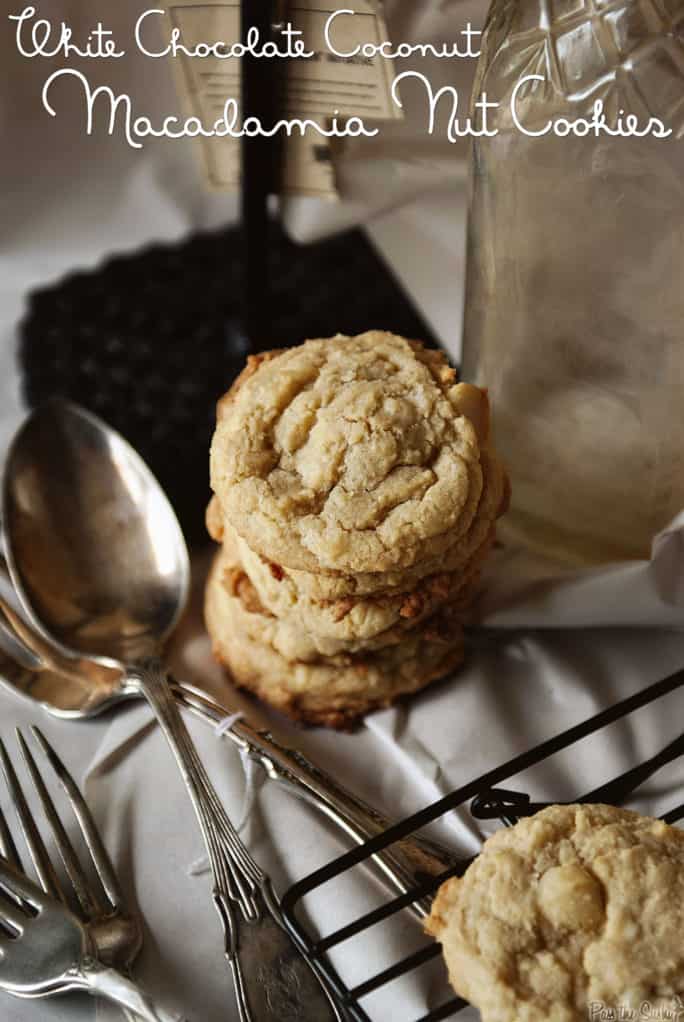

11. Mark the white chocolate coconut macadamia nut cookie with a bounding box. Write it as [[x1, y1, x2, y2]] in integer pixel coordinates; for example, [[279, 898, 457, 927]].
[[426, 804, 684, 1022], [206, 512, 494, 650], [205, 546, 466, 730], [209, 536, 480, 662], [210, 332, 489, 575]]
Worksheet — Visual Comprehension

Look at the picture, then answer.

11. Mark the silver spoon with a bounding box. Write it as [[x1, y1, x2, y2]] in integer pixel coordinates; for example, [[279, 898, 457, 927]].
[[2, 399, 342, 1022]]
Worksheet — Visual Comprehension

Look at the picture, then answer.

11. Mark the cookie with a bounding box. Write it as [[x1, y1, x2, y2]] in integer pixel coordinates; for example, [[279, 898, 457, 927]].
[[209, 515, 492, 649], [204, 549, 465, 729], [212, 537, 481, 660], [210, 332, 491, 575], [426, 804, 684, 1022], [207, 442, 509, 602], [205, 435, 505, 596]]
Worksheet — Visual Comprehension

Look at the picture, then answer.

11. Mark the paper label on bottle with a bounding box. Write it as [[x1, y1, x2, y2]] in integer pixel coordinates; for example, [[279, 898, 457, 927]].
[[162, 1, 401, 197]]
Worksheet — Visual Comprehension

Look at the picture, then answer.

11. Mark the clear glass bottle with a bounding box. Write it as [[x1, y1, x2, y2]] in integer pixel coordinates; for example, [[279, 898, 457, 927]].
[[462, 0, 684, 564]]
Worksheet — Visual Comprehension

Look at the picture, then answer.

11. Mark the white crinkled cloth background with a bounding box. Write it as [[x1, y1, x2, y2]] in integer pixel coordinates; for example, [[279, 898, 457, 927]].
[[1, 2, 683, 1020]]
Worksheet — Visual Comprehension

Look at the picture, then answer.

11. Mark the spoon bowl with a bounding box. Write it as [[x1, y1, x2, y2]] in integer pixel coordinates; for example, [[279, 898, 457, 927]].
[[3, 400, 189, 668]]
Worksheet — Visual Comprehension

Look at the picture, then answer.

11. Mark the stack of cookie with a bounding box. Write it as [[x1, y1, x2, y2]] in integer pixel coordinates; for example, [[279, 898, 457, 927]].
[[205, 331, 509, 729]]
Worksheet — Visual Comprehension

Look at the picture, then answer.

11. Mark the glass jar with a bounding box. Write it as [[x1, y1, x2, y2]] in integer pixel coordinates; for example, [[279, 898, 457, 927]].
[[462, 0, 684, 563]]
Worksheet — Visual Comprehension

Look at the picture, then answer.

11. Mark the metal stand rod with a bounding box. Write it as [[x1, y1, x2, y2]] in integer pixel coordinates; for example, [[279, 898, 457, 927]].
[[241, 0, 276, 351]]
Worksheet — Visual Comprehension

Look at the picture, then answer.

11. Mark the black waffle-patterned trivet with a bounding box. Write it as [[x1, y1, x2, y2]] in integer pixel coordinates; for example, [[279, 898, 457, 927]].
[[20, 223, 440, 543]]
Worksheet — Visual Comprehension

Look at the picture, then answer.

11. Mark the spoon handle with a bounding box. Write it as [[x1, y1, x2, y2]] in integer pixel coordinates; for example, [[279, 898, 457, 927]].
[[175, 682, 460, 915], [126, 657, 342, 1022]]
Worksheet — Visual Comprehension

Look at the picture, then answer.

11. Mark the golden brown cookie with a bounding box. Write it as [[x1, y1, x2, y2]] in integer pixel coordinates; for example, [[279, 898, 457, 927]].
[[206, 445, 508, 602], [210, 332, 490, 575], [209, 518, 491, 651], [211, 538, 481, 659], [204, 550, 465, 729], [426, 804, 684, 1022]]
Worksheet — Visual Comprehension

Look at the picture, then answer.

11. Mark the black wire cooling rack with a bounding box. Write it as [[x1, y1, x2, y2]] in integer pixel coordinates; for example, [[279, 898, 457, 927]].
[[280, 666, 684, 1022]]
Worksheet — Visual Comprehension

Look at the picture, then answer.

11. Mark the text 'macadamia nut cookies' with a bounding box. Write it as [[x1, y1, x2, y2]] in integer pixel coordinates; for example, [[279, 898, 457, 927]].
[[205, 330, 509, 728]]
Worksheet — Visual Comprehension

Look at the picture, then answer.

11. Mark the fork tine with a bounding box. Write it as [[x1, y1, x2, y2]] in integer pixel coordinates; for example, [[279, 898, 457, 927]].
[[16, 729, 101, 919], [0, 857, 45, 911], [0, 738, 62, 902], [31, 726, 124, 911], [0, 888, 30, 936], [0, 804, 22, 871]]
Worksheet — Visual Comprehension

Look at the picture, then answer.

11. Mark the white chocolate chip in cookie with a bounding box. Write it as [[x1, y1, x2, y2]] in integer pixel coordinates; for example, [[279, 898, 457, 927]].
[[537, 864, 604, 931]]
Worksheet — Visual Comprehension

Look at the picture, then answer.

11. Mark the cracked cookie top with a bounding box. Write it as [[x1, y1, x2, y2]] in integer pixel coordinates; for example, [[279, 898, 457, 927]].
[[210, 331, 488, 574]]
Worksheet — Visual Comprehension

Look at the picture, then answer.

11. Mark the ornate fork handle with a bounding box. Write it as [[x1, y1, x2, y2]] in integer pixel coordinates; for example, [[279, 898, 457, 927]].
[[80, 960, 182, 1022], [127, 658, 340, 1022], [129, 660, 263, 920]]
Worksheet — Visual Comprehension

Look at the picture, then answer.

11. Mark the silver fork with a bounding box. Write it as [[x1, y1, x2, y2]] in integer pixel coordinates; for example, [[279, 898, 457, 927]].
[[0, 726, 181, 1020], [0, 857, 179, 1018]]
